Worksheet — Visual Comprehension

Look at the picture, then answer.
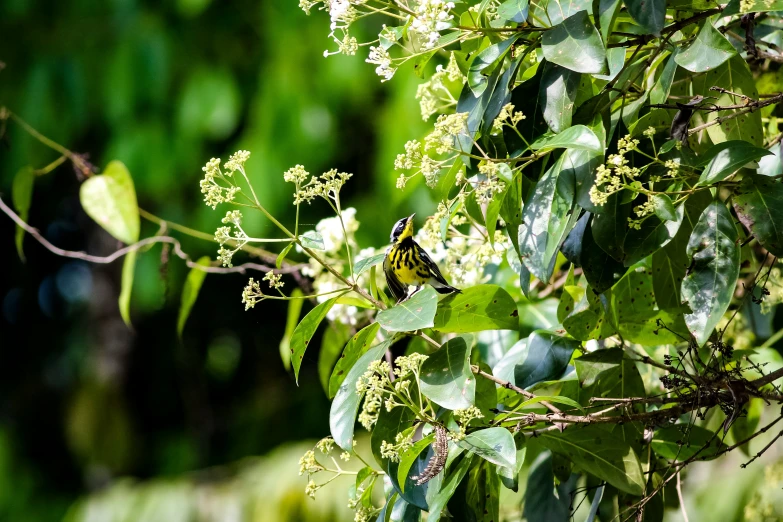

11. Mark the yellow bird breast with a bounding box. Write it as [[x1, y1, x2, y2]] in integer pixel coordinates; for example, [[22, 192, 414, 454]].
[[390, 245, 429, 286]]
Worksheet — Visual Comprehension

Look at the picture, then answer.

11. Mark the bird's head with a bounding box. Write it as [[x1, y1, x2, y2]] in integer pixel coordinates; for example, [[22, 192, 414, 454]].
[[390, 214, 415, 243]]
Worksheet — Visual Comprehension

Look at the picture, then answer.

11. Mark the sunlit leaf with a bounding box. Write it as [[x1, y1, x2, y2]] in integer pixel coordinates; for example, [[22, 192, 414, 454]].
[[733, 175, 783, 256], [299, 230, 325, 250], [328, 322, 381, 398], [540, 61, 579, 133], [80, 160, 140, 244], [119, 250, 136, 327], [291, 297, 338, 382], [426, 453, 475, 522], [458, 427, 516, 469], [433, 284, 518, 333], [698, 140, 772, 185], [530, 125, 602, 152], [331, 337, 394, 450], [674, 20, 736, 73], [682, 201, 740, 346], [541, 10, 608, 74], [497, 0, 529, 22], [493, 331, 578, 389], [398, 434, 435, 492], [278, 288, 304, 371], [377, 287, 439, 333], [354, 253, 386, 276]]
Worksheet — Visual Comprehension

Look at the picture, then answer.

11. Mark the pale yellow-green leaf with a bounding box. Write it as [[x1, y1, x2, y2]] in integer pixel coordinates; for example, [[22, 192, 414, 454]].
[[80, 160, 140, 244]]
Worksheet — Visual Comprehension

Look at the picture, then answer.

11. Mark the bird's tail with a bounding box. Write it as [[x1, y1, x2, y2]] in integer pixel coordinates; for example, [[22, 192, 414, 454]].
[[430, 278, 461, 295]]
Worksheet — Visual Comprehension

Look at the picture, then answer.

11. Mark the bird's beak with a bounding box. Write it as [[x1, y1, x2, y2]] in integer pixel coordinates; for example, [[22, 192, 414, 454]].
[[408, 213, 416, 223]]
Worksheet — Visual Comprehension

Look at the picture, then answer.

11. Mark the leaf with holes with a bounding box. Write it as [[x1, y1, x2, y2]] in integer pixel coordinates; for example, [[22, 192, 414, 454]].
[[377, 287, 438, 333], [291, 298, 339, 382], [682, 201, 740, 346], [433, 284, 518, 333], [420, 336, 475, 410]]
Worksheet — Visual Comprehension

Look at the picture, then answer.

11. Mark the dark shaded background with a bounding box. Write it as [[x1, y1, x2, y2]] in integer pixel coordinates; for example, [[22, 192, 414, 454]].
[[0, 1, 431, 518]]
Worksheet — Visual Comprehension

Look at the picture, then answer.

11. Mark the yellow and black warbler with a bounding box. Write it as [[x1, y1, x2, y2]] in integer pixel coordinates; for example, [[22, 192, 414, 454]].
[[383, 214, 460, 302]]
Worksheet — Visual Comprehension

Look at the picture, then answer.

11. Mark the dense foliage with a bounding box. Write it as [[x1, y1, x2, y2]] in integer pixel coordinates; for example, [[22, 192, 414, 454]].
[[5, 0, 783, 520]]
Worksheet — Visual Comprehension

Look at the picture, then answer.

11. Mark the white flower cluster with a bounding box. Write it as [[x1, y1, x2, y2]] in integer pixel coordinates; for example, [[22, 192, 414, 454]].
[[416, 53, 464, 121], [286, 166, 353, 205], [588, 135, 642, 207], [215, 210, 248, 268], [200, 157, 240, 209], [366, 45, 395, 82], [410, 0, 456, 49]]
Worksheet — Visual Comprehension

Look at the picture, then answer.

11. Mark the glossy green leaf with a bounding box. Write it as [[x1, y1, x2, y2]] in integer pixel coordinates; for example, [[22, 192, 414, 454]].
[[426, 453, 475, 522], [674, 20, 736, 73], [652, 194, 677, 221], [80, 160, 140, 244], [177, 257, 210, 337], [354, 253, 386, 276], [540, 61, 579, 134], [119, 250, 136, 327], [495, 331, 578, 389], [682, 201, 740, 346], [278, 288, 304, 371], [530, 124, 602, 152], [623, 0, 665, 34], [591, 193, 629, 261], [328, 322, 381, 398], [597, 0, 622, 43], [733, 175, 783, 256], [574, 348, 645, 407], [538, 425, 645, 495], [12, 166, 34, 261], [398, 434, 435, 493], [541, 10, 607, 74], [497, 0, 529, 22], [698, 141, 772, 185], [518, 155, 576, 282], [373, 403, 415, 468], [455, 64, 503, 162], [758, 143, 782, 177], [331, 337, 393, 450], [652, 425, 727, 461], [291, 298, 338, 382], [561, 285, 615, 340], [377, 287, 438, 333], [319, 322, 350, 395], [622, 200, 684, 266], [512, 394, 585, 413], [276, 243, 293, 269], [581, 217, 625, 293], [468, 35, 521, 96], [387, 430, 442, 510], [650, 52, 678, 105], [433, 284, 518, 332], [450, 458, 500, 522], [652, 190, 711, 311], [420, 336, 476, 410], [458, 427, 516, 469], [299, 230, 325, 250]]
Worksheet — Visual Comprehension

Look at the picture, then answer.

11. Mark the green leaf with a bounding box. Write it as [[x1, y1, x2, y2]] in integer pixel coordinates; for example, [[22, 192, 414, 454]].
[[698, 141, 773, 186], [319, 322, 350, 394], [622, 200, 684, 266], [12, 166, 35, 261], [119, 250, 136, 327], [373, 404, 415, 468], [518, 155, 576, 282], [540, 61, 580, 134], [731, 398, 763, 455], [623, 0, 665, 34], [698, 56, 763, 146], [574, 348, 645, 403], [397, 434, 435, 493], [276, 243, 293, 269], [450, 458, 501, 522], [291, 297, 339, 382], [354, 253, 386, 276], [581, 216, 625, 293], [426, 453, 475, 522], [510, 394, 585, 413], [652, 425, 727, 461], [377, 287, 439, 333], [733, 175, 783, 256], [299, 230, 325, 250], [591, 192, 629, 261], [650, 52, 679, 105], [545, 0, 591, 25], [652, 194, 677, 222], [538, 425, 645, 495], [682, 201, 740, 346], [278, 288, 304, 371], [458, 427, 516, 469], [468, 35, 521, 96], [79, 160, 140, 244], [597, 0, 622, 44], [420, 336, 476, 410], [433, 284, 518, 333], [561, 285, 615, 340], [331, 337, 394, 450], [523, 452, 576, 522], [497, 0, 529, 22], [758, 143, 782, 177], [493, 331, 578, 389], [455, 63, 503, 162], [328, 322, 382, 398], [541, 10, 607, 74], [177, 257, 210, 337], [674, 20, 736, 73], [530, 125, 602, 152], [652, 190, 711, 311]]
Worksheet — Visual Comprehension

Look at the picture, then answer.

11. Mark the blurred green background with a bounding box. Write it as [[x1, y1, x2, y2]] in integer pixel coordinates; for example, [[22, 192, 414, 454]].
[[0, 1, 430, 520]]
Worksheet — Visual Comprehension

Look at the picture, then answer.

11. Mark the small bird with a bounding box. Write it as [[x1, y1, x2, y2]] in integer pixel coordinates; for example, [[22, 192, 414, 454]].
[[383, 214, 460, 302]]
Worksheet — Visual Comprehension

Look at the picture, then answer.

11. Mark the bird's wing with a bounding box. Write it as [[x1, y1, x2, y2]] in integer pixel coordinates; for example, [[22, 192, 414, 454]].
[[384, 247, 408, 301], [415, 242, 450, 287]]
